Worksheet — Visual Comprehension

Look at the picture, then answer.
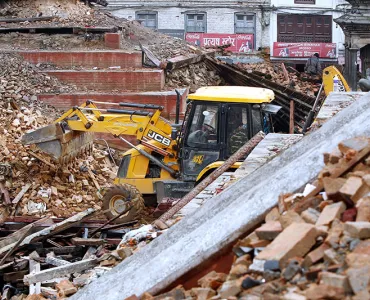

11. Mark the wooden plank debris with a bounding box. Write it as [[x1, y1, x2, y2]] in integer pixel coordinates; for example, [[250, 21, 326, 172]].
[[140, 44, 162, 68], [71, 238, 105, 246], [29, 251, 41, 295], [12, 183, 31, 204], [0, 182, 11, 205], [24, 258, 98, 285], [0, 209, 94, 256], [29, 152, 55, 168], [0, 16, 54, 23]]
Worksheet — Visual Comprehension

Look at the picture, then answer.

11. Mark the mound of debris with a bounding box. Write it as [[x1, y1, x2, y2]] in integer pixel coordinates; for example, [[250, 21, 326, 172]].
[[147, 137, 370, 299], [0, 53, 76, 103], [0, 101, 120, 219], [236, 61, 321, 97], [0, 0, 119, 28], [166, 61, 225, 92]]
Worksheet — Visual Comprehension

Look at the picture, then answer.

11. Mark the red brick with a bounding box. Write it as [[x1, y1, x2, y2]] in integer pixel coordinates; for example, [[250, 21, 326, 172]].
[[15, 50, 141, 68], [45, 69, 165, 92], [105, 33, 121, 49], [342, 208, 357, 222]]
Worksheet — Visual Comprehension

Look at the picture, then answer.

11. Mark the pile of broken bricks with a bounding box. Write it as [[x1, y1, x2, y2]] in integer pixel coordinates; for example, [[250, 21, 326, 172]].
[[145, 137, 370, 300]]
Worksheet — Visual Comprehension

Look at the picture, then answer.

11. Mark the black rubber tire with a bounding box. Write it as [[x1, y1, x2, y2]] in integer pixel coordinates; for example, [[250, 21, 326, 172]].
[[102, 184, 145, 223]]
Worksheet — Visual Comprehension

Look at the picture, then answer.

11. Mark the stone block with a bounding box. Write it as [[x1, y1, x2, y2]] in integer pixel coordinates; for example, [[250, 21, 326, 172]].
[[301, 208, 320, 224], [256, 223, 319, 269], [303, 243, 331, 268], [346, 266, 370, 294], [339, 176, 369, 203], [319, 271, 351, 293], [356, 197, 370, 222], [316, 202, 346, 226], [305, 283, 344, 300], [56, 279, 77, 297], [255, 221, 282, 241], [218, 279, 242, 298], [344, 222, 370, 239], [322, 177, 346, 201], [279, 211, 305, 229]]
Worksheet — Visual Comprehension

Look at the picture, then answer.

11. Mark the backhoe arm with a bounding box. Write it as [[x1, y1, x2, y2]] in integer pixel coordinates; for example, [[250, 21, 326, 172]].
[[21, 100, 176, 164]]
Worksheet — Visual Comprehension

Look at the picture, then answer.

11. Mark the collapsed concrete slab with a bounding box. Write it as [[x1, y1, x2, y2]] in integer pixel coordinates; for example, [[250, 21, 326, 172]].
[[71, 92, 370, 300]]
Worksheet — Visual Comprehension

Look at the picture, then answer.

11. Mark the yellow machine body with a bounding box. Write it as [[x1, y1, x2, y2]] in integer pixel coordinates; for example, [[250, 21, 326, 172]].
[[22, 86, 275, 202]]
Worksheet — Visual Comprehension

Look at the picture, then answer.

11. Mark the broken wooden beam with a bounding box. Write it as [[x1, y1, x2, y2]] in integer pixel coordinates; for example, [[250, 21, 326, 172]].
[[24, 258, 98, 285], [140, 44, 162, 68], [71, 238, 105, 246], [45, 256, 72, 267], [0, 209, 94, 256], [12, 183, 31, 205], [29, 251, 41, 295], [165, 52, 215, 71], [0, 182, 11, 205], [0, 16, 54, 23]]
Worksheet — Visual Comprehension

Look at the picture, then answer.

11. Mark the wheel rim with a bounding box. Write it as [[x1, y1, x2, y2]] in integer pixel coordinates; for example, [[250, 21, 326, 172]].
[[109, 195, 130, 215]]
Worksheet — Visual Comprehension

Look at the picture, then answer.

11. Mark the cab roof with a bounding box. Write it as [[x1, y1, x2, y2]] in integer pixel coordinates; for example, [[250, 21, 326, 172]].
[[187, 86, 274, 103]]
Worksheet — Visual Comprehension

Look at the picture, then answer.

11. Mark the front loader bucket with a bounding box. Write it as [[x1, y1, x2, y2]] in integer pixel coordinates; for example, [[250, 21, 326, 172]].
[[22, 123, 94, 164]]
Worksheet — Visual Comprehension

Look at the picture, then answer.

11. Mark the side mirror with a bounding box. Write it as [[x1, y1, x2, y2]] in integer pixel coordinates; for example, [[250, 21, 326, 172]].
[[262, 104, 282, 114]]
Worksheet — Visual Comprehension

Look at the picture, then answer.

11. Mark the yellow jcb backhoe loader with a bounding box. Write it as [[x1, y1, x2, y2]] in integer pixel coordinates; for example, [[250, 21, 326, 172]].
[[22, 86, 281, 222]]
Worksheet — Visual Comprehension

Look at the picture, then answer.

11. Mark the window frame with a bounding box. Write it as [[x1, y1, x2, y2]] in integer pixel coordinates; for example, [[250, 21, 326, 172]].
[[135, 10, 158, 30], [185, 12, 207, 33], [294, 0, 315, 4], [234, 12, 256, 34]]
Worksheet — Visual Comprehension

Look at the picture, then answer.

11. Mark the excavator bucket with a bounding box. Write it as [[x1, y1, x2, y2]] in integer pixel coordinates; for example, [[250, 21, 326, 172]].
[[21, 123, 94, 164]]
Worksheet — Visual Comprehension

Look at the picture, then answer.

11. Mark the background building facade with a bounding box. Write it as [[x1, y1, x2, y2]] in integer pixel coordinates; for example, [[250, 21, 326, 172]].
[[106, 1, 272, 52]]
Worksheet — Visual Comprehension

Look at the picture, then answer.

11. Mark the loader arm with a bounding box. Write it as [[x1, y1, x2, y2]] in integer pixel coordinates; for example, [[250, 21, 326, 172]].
[[22, 101, 177, 164], [55, 101, 173, 142], [322, 66, 350, 96]]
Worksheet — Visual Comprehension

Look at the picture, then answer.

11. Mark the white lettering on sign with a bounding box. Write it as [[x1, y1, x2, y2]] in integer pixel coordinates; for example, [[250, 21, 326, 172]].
[[221, 36, 235, 46], [147, 130, 171, 147], [186, 33, 201, 39], [203, 38, 220, 46]]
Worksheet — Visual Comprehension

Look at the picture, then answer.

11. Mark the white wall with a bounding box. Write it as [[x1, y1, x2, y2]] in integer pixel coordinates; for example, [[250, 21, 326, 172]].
[[111, 6, 271, 49]]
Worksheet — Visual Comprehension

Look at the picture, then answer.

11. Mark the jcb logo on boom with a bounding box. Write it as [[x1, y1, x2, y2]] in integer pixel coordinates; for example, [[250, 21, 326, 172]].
[[147, 130, 171, 146]]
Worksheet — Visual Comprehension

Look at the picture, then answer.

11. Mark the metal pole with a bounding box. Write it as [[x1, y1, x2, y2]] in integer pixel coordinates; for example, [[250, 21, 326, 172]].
[[289, 100, 295, 134], [155, 131, 265, 226], [302, 83, 324, 134]]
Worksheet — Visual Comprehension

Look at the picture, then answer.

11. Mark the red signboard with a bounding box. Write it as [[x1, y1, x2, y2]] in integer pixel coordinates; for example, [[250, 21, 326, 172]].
[[272, 42, 337, 58], [186, 33, 254, 53]]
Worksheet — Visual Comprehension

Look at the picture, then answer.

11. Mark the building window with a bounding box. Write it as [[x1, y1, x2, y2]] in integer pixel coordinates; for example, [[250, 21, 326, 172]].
[[235, 13, 255, 34], [185, 13, 206, 33], [277, 14, 332, 43], [135, 11, 158, 30], [294, 0, 315, 3]]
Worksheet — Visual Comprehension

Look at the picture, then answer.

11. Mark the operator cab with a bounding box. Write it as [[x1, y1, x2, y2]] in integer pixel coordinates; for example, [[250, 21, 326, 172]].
[[180, 86, 280, 181]]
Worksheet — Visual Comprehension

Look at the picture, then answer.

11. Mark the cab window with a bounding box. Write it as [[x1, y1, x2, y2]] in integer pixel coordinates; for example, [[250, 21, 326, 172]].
[[186, 104, 218, 148], [227, 106, 249, 155]]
